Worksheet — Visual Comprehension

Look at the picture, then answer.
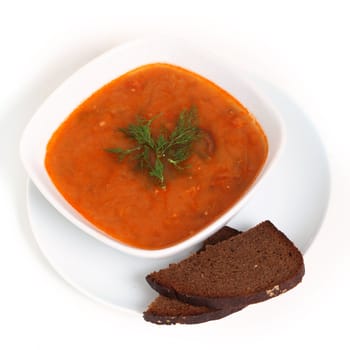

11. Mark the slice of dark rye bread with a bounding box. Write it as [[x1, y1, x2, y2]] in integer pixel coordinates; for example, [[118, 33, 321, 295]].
[[143, 295, 244, 325], [143, 227, 242, 325], [146, 221, 305, 310]]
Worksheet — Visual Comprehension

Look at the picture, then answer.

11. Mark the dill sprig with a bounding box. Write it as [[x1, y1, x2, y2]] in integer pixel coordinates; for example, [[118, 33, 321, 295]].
[[106, 106, 201, 188]]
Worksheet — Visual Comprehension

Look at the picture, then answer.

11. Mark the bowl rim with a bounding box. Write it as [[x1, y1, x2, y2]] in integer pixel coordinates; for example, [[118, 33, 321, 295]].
[[20, 37, 286, 259]]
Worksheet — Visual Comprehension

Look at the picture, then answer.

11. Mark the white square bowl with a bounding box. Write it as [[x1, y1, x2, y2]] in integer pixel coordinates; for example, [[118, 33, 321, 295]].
[[20, 37, 285, 258]]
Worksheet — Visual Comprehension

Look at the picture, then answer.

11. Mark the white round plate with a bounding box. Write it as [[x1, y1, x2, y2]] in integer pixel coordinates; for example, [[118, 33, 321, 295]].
[[27, 77, 330, 314]]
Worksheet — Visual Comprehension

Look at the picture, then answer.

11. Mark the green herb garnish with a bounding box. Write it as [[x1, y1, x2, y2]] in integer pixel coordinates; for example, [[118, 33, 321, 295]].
[[106, 106, 201, 188]]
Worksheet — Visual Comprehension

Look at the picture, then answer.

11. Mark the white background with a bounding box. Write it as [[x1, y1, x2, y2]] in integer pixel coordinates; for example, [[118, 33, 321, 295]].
[[0, 0, 349, 349]]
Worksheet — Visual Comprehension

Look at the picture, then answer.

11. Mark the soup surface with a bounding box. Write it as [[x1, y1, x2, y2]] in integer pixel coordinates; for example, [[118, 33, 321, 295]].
[[45, 63, 268, 249]]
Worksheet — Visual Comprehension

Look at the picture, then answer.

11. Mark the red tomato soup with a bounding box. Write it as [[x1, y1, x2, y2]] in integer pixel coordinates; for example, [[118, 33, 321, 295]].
[[45, 63, 268, 249]]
